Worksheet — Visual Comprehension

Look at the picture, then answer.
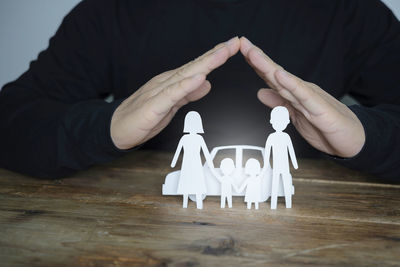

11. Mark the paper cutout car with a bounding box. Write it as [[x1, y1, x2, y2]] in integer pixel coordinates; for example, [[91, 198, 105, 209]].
[[162, 145, 294, 202]]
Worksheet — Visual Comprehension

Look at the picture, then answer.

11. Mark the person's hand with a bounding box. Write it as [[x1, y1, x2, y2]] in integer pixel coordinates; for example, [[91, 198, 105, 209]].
[[110, 37, 240, 149], [240, 37, 365, 158]]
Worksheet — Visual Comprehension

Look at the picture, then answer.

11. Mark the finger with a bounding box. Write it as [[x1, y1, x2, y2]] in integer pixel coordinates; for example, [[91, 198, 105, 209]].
[[182, 80, 211, 103], [167, 43, 227, 79], [241, 37, 305, 113], [150, 41, 234, 84], [198, 37, 240, 60], [257, 88, 287, 108], [152, 70, 175, 83], [148, 80, 210, 136], [149, 74, 207, 116], [240, 37, 284, 90], [165, 37, 240, 86], [146, 37, 238, 98], [173, 80, 212, 108], [275, 69, 330, 117], [257, 88, 300, 124]]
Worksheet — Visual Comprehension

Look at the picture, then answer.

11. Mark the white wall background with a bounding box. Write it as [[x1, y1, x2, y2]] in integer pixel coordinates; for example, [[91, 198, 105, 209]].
[[0, 0, 399, 89], [383, 0, 400, 18], [0, 0, 81, 89]]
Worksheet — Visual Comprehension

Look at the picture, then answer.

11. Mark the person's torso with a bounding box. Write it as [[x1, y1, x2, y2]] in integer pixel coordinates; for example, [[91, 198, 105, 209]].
[[108, 0, 347, 156]]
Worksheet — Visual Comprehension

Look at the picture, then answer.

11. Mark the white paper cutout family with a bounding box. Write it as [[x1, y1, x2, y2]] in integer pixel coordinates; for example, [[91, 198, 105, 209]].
[[162, 106, 298, 210]]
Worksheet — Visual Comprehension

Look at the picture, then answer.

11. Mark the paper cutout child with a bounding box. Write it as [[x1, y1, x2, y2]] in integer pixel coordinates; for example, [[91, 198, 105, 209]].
[[215, 158, 240, 208], [171, 111, 214, 209], [238, 158, 262, 209], [265, 106, 298, 209]]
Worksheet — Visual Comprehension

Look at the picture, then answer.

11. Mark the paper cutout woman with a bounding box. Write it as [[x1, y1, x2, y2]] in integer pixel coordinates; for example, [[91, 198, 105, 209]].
[[171, 111, 214, 209], [265, 106, 298, 209], [238, 158, 262, 209]]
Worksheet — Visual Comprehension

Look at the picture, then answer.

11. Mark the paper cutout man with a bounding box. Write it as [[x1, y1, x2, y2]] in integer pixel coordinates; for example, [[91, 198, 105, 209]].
[[264, 106, 298, 209], [171, 111, 214, 209], [215, 158, 240, 208], [238, 158, 262, 209]]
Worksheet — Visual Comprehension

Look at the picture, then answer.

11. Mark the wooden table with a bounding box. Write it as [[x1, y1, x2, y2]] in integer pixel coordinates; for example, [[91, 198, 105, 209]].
[[1, 150, 399, 266]]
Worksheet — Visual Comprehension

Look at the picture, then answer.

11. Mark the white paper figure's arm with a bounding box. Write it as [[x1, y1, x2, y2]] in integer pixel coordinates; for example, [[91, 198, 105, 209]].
[[200, 137, 215, 169], [237, 179, 248, 193], [232, 182, 241, 192], [263, 136, 272, 171], [209, 165, 220, 180], [214, 173, 223, 183], [209, 163, 222, 184], [287, 136, 298, 169], [171, 138, 184, 168]]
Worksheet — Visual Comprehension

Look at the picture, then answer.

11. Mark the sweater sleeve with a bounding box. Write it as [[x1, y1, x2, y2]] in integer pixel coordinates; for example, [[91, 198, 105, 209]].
[[0, 0, 127, 178], [334, 0, 400, 179]]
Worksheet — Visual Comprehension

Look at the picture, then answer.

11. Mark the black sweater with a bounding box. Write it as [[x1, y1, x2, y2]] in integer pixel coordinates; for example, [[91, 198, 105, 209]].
[[1, 0, 399, 179]]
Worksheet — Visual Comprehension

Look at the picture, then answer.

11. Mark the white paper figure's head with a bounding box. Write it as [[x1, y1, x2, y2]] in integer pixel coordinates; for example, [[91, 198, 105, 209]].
[[220, 158, 235, 176], [270, 106, 290, 131], [245, 158, 261, 176], [183, 111, 204, 134]]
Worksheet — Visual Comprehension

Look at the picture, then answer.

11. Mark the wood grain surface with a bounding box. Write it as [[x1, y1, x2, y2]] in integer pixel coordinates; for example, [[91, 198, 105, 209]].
[[0, 150, 399, 266]]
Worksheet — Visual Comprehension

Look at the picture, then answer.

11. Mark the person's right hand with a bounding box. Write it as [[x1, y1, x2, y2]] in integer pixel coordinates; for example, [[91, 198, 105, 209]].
[[110, 37, 240, 150]]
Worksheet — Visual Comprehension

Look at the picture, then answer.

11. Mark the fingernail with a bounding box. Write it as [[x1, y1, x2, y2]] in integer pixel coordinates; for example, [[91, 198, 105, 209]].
[[226, 36, 238, 46]]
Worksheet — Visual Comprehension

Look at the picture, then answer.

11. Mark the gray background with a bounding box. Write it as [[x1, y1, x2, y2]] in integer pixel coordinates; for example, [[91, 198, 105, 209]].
[[1, 0, 399, 89]]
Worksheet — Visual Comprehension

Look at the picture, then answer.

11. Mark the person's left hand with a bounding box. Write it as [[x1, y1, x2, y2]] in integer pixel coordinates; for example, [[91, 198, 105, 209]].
[[240, 37, 365, 158]]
